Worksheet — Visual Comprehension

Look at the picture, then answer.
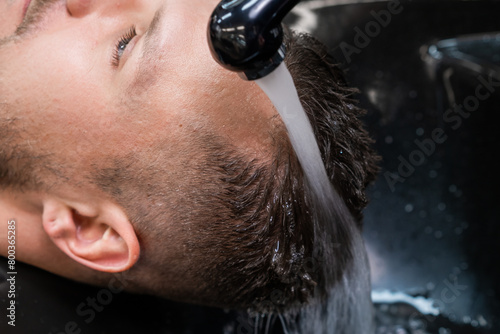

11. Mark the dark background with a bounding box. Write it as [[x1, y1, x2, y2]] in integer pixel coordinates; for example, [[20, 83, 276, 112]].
[[301, 0, 500, 332]]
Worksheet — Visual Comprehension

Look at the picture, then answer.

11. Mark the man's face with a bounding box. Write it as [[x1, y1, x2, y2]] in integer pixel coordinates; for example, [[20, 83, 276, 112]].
[[0, 0, 279, 299], [1, 0, 276, 175]]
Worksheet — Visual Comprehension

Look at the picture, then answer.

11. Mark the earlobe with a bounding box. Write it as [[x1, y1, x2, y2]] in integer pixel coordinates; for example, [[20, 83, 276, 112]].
[[42, 199, 140, 273]]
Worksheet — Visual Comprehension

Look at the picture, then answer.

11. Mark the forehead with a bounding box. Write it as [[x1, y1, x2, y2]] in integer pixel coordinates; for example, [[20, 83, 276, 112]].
[[0, 0, 18, 39], [0, 4, 18, 50]]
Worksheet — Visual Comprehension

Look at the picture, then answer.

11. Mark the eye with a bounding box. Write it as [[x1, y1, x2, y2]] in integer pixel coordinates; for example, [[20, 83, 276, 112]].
[[111, 26, 137, 67]]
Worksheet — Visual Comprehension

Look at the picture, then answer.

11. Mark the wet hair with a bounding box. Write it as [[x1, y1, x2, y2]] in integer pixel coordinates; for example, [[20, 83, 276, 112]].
[[198, 31, 380, 310], [285, 31, 379, 224], [0, 30, 379, 311], [112, 31, 379, 310]]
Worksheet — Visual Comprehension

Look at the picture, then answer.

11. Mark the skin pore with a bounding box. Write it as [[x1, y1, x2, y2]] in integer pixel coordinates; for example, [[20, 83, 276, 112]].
[[0, 0, 282, 303]]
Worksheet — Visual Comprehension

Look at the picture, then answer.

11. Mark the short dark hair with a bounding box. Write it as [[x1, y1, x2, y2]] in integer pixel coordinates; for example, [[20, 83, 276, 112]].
[[286, 32, 380, 224], [0, 29, 379, 312], [203, 31, 380, 310], [116, 31, 379, 311], [0, 117, 29, 189], [0, 116, 52, 191]]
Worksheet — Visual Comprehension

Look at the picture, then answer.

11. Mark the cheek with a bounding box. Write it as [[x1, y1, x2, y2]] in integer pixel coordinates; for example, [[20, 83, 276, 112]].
[[144, 41, 277, 159], [5, 31, 100, 107], [6, 34, 120, 145]]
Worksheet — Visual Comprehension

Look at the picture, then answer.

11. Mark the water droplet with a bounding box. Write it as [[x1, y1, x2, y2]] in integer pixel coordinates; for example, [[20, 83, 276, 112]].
[[272, 241, 281, 265], [385, 135, 393, 144], [448, 184, 457, 193], [429, 170, 438, 178], [409, 90, 418, 99], [424, 226, 433, 234], [429, 45, 443, 59], [434, 230, 443, 239], [460, 262, 468, 270], [415, 112, 424, 121], [454, 227, 463, 235], [471, 320, 479, 327], [405, 203, 414, 213], [416, 127, 425, 136], [438, 328, 451, 334], [428, 45, 438, 55], [419, 210, 428, 218], [339, 149, 343, 154], [375, 70, 384, 79], [438, 202, 446, 211], [426, 282, 435, 290]]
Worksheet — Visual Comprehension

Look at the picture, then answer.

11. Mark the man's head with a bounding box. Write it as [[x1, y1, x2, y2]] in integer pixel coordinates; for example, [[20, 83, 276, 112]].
[[0, 0, 379, 310]]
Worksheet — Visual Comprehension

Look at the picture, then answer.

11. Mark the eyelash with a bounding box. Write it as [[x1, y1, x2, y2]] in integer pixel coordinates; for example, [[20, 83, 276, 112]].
[[111, 26, 137, 67]]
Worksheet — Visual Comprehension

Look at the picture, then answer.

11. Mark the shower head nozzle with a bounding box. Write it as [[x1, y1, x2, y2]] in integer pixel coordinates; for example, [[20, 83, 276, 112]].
[[207, 0, 300, 81]]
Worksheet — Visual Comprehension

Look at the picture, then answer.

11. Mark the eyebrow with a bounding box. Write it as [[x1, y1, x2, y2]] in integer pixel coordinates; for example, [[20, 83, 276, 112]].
[[144, 5, 165, 51], [16, 0, 61, 36], [0, 0, 61, 49], [0, 36, 13, 48], [126, 5, 167, 96]]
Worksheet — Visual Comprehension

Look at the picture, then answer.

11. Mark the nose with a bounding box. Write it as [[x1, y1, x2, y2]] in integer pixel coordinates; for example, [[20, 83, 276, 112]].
[[66, 0, 136, 18], [66, 0, 94, 17]]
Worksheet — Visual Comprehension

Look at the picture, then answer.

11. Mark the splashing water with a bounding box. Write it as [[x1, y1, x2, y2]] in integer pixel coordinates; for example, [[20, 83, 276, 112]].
[[256, 63, 374, 333]]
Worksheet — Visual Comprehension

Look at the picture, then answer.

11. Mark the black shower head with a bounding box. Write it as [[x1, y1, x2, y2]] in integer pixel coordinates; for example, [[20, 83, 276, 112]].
[[207, 0, 301, 81]]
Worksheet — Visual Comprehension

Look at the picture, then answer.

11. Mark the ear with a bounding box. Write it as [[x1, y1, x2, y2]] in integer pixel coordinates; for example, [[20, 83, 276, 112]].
[[41, 198, 140, 273]]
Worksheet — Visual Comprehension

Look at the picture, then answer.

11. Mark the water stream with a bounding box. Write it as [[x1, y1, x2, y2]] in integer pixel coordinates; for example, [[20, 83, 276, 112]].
[[256, 63, 374, 333]]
